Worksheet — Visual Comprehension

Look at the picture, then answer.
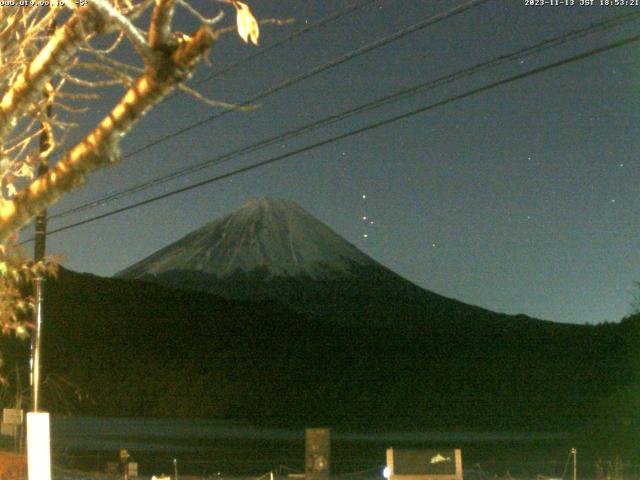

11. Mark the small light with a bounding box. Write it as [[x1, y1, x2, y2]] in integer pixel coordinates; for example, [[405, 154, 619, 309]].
[[383, 467, 391, 478]]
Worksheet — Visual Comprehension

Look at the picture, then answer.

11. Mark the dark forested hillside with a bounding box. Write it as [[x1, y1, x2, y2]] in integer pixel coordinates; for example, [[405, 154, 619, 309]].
[[0, 268, 630, 437]]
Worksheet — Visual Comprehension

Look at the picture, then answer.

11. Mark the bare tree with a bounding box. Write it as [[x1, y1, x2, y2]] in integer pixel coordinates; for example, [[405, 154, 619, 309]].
[[0, 0, 260, 334]]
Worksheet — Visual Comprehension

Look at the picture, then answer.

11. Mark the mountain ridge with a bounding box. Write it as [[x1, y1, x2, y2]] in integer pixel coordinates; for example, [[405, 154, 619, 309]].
[[117, 197, 550, 325], [118, 197, 378, 280]]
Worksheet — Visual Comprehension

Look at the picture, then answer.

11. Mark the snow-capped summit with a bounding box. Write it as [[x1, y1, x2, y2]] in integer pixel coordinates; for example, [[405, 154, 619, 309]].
[[118, 197, 506, 324], [118, 197, 377, 280]]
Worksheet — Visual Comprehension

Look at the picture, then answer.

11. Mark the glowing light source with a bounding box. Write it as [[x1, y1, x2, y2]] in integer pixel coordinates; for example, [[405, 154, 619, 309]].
[[15, 325, 28, 339], [383, 467, 391, 478]]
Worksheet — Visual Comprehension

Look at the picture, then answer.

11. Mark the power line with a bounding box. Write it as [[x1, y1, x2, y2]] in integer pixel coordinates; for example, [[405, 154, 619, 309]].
[[159, 0, 380, 104], [48, 10, 640, 221], [121, 0, 492, 159], [29, 32, 640, 241], [187, 0, 380, 90]]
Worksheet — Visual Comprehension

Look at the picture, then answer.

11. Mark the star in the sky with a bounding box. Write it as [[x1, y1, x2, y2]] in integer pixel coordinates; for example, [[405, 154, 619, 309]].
[[360, 194, 371, 239]]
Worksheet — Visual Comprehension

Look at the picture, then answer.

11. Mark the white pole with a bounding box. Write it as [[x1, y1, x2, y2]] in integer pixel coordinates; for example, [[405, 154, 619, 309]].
[[27, 412, 51, 480]]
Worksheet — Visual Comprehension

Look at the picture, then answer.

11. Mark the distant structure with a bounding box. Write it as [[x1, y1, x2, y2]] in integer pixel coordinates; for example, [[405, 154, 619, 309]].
[[385, 448, 462, 480], [305, 428, 331, 480]]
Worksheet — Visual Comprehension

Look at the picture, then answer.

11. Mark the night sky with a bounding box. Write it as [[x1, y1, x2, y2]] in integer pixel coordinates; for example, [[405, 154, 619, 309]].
[[24, 0, 640, 325]]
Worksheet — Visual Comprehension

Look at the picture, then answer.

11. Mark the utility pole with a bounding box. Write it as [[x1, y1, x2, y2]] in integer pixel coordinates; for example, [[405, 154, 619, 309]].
[[31, 18, 55, 413], [31, 100, 51, 413], [25, 18, 57, 480]]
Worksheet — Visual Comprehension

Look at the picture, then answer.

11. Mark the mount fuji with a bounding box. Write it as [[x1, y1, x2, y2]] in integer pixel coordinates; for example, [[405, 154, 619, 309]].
[[9, 197, 634, 439], [119, 197, 375, 280], [118, 197, 515, 326]]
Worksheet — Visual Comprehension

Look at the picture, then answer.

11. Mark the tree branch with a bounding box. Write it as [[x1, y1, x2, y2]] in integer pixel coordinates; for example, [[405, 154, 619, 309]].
[[149, 0, 176, 50], [0, 8, 101, 145], [0, 25, 217, 243], [89, 0, 154, 61]]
